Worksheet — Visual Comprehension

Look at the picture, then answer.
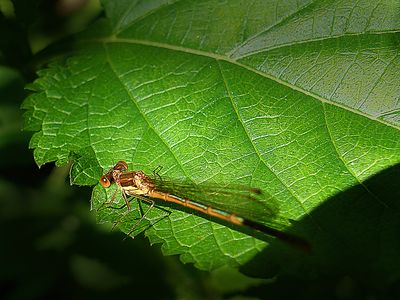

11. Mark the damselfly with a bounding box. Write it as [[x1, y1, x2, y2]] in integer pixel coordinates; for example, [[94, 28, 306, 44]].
[[99, 161, 310, 251]]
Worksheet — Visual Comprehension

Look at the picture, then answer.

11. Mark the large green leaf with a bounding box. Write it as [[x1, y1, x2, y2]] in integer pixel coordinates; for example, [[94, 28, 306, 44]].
[[23, 0, 400, 280]]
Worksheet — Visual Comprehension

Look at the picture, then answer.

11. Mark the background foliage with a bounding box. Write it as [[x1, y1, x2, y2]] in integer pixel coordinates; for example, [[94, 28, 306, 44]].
[[2, 0, 400, 299]]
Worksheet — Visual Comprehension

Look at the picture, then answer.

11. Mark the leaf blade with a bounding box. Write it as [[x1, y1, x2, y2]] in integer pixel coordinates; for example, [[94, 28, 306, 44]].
[[22, 0, 400, 273]]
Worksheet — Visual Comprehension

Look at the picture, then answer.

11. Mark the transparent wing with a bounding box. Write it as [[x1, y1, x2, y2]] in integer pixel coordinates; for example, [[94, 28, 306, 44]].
[[152, 177, 279, 223]]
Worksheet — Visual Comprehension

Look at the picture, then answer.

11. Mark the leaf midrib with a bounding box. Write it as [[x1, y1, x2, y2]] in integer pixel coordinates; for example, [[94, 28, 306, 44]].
[[94, 35, 395, 217], [82, 36, 398, 130]]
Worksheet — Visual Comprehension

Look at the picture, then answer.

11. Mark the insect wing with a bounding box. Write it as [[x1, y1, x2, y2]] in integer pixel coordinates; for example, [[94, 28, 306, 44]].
[[152, 178, 279, 223]]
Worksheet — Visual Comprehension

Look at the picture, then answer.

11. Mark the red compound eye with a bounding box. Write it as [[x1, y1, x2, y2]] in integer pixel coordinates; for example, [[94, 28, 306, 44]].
[[99, 175, 111, 188]]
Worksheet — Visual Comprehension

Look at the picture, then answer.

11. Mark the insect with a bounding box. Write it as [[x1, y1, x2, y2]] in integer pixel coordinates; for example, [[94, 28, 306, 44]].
[[99, 160, 310, 252]]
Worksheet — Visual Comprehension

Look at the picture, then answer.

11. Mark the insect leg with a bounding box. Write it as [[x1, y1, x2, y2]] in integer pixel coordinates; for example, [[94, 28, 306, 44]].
[[125, 197, 155, 239]]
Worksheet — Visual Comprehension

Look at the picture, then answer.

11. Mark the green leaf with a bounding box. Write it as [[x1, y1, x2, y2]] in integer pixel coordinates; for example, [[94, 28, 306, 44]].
[[22, 0, 400, 278]]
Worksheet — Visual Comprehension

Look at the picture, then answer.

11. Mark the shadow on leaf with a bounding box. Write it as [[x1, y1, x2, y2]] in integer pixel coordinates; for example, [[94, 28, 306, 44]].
[[243, 163, 400, 295]]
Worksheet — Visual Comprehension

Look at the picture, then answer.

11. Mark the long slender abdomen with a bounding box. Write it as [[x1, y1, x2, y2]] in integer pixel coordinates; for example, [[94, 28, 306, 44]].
[[148, 191, 311, 252], [149, 191, 244, 226], [148, 190, 311, 252]]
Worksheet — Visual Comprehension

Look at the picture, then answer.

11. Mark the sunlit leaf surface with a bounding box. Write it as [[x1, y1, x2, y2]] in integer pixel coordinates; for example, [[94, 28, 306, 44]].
[[23, 0, 400, 275]]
